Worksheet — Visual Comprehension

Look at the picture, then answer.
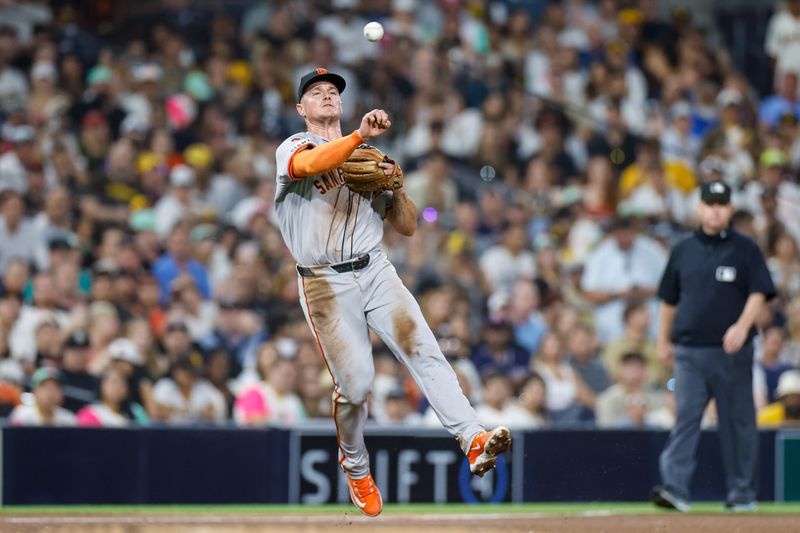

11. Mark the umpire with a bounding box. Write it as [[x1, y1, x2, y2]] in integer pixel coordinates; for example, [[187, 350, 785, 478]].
[[651, 180, 776, 512]]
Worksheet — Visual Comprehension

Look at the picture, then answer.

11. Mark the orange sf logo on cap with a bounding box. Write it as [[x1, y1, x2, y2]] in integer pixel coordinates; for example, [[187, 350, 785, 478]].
[[316, 67, 328, 75]]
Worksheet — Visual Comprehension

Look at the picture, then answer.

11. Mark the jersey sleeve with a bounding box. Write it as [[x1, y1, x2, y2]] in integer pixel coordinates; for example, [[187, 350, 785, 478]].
[[275, 134, 316, 183], [745, 240, 777, 301], [657, 248, 681, 305]]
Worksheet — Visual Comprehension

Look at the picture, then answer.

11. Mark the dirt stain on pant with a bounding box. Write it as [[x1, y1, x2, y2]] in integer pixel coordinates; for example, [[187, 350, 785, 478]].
[[393, 310, 418, 357], [302, 276, 350, 389]]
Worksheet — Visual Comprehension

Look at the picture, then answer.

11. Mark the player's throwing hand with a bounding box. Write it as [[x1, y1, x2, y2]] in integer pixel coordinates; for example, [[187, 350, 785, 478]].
[[358, 109, 391, 139]]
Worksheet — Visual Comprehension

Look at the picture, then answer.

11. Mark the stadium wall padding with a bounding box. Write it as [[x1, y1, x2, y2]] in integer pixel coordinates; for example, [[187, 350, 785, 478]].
[[0, 426, 778, 505], [1, 427, 291, 504]]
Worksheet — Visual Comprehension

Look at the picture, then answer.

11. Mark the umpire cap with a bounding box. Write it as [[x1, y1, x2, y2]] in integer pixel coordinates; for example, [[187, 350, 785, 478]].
[[700, 180, 731, 204], [297, 67, 346, 102]]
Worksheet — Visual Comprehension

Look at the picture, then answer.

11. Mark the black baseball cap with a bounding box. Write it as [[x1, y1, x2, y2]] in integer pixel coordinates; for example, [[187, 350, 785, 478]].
[[700, 180, 731, 204], [297, 67, 346, 102], [64, 330, 90, 349]]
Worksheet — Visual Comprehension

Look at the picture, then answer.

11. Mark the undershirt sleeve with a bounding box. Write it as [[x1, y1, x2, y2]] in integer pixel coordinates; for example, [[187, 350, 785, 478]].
[[289, 130, 365, 179]]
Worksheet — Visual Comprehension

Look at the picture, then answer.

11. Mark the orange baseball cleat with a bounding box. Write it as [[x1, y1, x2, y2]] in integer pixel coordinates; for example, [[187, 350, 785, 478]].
[[346, 473, 383, 517], [468, 426, 512, 477]]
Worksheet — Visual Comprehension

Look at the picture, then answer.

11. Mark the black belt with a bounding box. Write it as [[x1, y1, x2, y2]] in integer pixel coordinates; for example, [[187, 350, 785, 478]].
[[297, 254, 370, 277]]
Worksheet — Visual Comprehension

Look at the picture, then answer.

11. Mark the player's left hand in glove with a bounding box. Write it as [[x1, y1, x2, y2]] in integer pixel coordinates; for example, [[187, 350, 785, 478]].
[[341, 144, 404, 194]]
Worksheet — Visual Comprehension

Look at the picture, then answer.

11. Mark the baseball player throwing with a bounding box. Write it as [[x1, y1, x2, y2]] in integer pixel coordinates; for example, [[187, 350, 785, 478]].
[[274, 68, 511, 516]]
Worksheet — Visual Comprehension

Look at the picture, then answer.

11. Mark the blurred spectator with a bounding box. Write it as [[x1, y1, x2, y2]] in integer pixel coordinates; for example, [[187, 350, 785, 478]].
[[154, 164, 204, 238], [661, 101, 701, 169], [404, 151, 457, 214], [471, 318, 530, 386], [76, 367, 132, 427], [298, 364, 329, 419], [0, 26, 28, 113], [152, 355, 226, 424], [9, 272, 67, 367], [479, 224, 537, 294], [0, 125, 36, 194], [619, 138, 696, 201], [757, 326, 794, 404], [0, 190, 48, 273], [765, 0, 800, 83], [516, 372, 549, 429], [234, 357, 305, 426], [767, 232, 800, 300], [758, 370, 800, 428], [107, 337, 152, 420], [580, 217, 667, 344], [566, 323, 610, 395], [532, 332, 595, 427], [474, 371, 531, 429], [380, 386, 423, 426], [602, 299, 662, 386], [199, 299, 268, 376], [9, 367, 76, 426], [153, 224, 211, 305], [506, 278, 549, 355], [759, 72, 800, 130], [59, 330, 99, 413], [595, 352, 668, 429], [205, 348, 235, 419]]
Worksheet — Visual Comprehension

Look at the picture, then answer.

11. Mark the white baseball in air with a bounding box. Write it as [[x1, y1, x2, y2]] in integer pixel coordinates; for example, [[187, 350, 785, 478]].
[[363, 21, 384, 42]]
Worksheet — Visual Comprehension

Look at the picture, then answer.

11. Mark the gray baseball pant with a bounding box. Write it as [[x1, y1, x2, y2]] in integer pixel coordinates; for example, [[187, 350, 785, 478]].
[[659, 343, 758, 503]]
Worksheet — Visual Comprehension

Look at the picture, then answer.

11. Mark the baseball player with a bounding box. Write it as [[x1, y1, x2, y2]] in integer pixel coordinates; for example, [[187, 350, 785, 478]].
[[274, 68, 511, 516]]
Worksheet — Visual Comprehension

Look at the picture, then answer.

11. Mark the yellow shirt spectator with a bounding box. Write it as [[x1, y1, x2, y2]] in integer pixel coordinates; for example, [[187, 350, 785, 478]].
[[619, 160, 697, 198]]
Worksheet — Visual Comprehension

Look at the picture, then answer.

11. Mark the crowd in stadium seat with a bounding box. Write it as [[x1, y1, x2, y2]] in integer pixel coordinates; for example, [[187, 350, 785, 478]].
[[0, 0, 799, 430]]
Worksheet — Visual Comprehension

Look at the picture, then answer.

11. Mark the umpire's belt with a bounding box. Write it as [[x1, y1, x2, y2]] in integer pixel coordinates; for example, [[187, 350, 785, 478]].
[[296, 254, 370, 277]]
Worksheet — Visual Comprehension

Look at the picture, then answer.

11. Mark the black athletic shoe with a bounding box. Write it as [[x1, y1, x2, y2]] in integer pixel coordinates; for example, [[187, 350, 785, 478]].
[[651, 486, 691, 512]]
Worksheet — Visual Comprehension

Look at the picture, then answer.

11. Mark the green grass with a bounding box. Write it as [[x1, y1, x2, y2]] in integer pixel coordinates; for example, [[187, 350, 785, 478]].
[[2, 502, 800, 515]]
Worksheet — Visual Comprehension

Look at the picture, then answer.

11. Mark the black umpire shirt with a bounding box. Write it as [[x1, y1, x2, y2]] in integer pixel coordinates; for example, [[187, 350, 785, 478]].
[[657, 228, 776, 347]]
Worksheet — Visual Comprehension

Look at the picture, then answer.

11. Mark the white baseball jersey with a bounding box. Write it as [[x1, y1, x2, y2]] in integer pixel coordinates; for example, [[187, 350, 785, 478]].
[[274, 132, 391, 266]]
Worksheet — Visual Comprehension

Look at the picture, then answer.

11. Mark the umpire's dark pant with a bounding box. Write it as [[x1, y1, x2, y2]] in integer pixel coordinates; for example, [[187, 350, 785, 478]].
[[659, 343, 757, 503]]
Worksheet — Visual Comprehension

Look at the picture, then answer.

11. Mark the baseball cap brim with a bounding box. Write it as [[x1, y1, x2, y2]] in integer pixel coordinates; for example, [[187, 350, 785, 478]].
[[297, 70, 346, 102]]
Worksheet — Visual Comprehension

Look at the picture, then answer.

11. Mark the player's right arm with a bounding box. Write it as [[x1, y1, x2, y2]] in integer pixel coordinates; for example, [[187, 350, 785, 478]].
[[287, 110, 392, 179], [289, 131, 364, 179]]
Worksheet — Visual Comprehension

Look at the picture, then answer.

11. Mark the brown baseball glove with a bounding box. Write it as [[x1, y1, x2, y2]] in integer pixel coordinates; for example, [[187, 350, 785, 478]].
[[340, 144, 403, 193]]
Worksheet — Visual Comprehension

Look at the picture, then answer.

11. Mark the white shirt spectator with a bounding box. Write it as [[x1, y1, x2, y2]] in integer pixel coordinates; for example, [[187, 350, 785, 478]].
[[0, 65, 28, 113], [152, 378, 226, 424], [620, 185, 691, 224], [0, 216, 47, 274], [581, 234, 668, 344], [0, 2, 52, 43], [475, 401, 537, 430], [766, 7, 800, 81], [316, 11, 376, 67], [739, 180, 800, 246], [153, 192, 205, 239], [9, 307, 69, 364], [479, 245, 537, 294], [0, 150, 28, 194], [10, 403, 76, 426], [535, 361, 579, 411]]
